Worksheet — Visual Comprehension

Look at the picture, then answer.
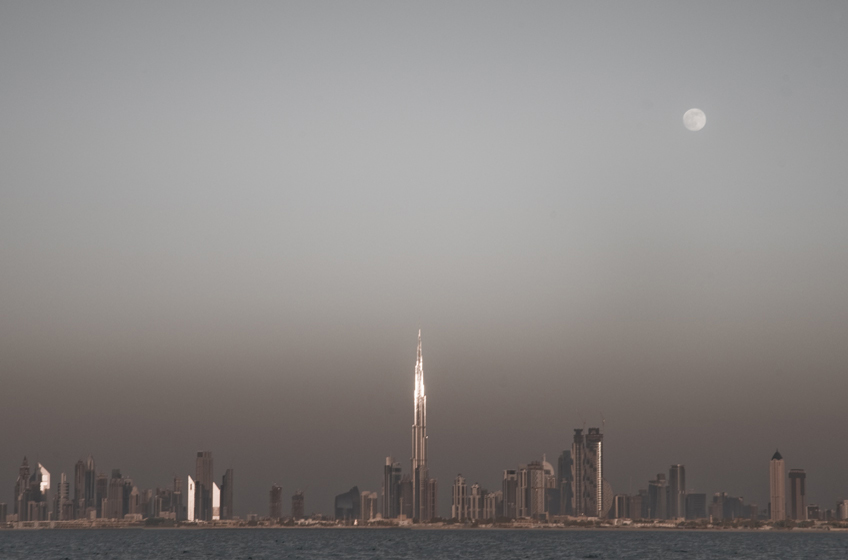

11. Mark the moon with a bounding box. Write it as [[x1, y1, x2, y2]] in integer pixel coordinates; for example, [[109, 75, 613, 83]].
[[683, 108, 706, 131]]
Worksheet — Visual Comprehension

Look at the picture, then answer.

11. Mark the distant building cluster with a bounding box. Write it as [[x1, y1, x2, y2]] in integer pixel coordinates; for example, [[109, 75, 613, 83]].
[[324, 332, 848, 526], [6, 453, 234, 524]]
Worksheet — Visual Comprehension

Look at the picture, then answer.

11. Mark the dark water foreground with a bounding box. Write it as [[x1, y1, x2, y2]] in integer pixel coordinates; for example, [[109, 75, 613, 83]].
[[1, 528, 847, 560]]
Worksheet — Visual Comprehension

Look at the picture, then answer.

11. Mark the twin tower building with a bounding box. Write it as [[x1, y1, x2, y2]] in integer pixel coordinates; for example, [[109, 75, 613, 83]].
[[186, 452, 234, 522]]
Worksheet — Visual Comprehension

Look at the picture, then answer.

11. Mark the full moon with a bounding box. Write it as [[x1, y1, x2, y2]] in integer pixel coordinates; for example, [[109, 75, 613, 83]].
[[683, 108, 706, 131]]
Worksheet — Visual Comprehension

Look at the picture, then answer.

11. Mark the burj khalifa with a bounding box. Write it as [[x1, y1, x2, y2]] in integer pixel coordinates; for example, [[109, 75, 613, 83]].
[[411, 330, 436, 521]]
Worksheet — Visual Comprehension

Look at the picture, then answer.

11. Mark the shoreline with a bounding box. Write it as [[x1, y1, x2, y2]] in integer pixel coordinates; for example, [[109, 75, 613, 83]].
[[3, 522, 847, 533]]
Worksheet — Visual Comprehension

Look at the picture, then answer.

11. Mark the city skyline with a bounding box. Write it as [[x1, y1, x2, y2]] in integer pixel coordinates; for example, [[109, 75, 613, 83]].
[[5, 430, 841, 523], [4, 332, 843, 519], [2, 1, 848, 517]]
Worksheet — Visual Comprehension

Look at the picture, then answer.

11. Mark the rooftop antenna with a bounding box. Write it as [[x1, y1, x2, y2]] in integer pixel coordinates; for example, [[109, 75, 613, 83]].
[[601, 412, 606, 432]]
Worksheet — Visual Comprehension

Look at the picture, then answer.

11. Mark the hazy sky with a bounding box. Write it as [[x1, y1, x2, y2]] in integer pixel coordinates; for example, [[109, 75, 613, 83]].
[[2, 1, 847, 517]]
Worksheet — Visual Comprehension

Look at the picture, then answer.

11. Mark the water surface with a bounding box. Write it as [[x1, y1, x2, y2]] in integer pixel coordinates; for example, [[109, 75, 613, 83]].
[[1, 528, 847, 559]]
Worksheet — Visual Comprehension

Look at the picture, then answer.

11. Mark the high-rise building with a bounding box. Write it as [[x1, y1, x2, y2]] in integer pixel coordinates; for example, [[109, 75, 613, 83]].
[[399, 475, 413, 519], [483, 491, 502, 520], [269, 485, 283, 519], [516, 465, 528, 518], [212, 482, 220, 521], [425, 479, 438, 521], [648, 474, 668, 519], [571, 430, 586, 516], [572, 428, 606, 517], [527, 461, 546, 519], [334, 486, 361, 522], [291, 491, 305, 520], [710, 492, 745, 521], [668, 465, 686, 519], [221, 468, 234, 520], [585, 428, 604, 517], [685, 493, 707, 520], [451, 474, 468, 521], [195, 451, 213, 521], [629, 491, 647, 520], [360, 491, 378, 521], [382, 457, 402, 519], [837, 499, 848, 521], [73, 460, 85, 519], [56, 472, 70, 520], [557, 451, 573, 516], [95, 473, 108, 518], [18, 462, 51, 522], [770, 450, 786, 522], [122, 477, 134, 518], [469, 483, 484, 521], [789, 469, 806, 521], [84, 456, 96, 516], [187, 476, 196, 522], [128, 486, 140, 515], [172, 476, 184, 521], [502, 470, 517, 519], [411, 330, 436, 522], [542, 456, 559, 516], [14, 456, 32, 522], [104, 470, 124, 519], [612, 494, 629, 519]]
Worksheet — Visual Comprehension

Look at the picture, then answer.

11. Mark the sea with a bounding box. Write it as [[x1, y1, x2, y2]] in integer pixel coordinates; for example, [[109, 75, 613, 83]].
[[1, 528, 847, 560]]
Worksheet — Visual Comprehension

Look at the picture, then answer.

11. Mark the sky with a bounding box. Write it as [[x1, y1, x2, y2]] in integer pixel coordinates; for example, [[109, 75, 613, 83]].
[[1, 1, 848, 517]]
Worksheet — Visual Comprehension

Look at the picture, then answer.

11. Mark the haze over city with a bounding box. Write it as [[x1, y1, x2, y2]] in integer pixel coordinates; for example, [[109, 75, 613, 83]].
[[2, 1, 847, 517]]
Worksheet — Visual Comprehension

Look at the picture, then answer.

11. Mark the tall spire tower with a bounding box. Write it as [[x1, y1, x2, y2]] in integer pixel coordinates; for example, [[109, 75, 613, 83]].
[[411, 329, 430, 521]]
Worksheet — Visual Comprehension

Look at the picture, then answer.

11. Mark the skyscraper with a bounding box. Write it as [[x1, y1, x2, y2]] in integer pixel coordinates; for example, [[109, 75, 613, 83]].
[[84, 456, 96, 515], [56, 472, 70, 520], [195, 451, 213, 521], [770, 450, 786, 521], [468, 483, 484, 521], [668, 465, 686, 519], [398, 475, 413, 519], [502, 469, 517, 519], [527, 461, 546, 519], [483, 490, 503, 520], [187, 476, 196, 522], [221, 468, 234, 520], [18, 461, 50, 522], [212, 482, 220, 521], [411, 330, 435, 521], [105, 469, 124, 519], [557, 451, 573, 516], [95, 473, 108, 518], [291, 491, 305, 520], [334, 486, 361, 522], [73, 460, 85, 519], [648, 473, 668, 519], [269, 484, 283, 519], [382, 457, 402, 519], [572, 427, 606, 517], [789, 469, 807, 521], [571, 430, 586, 516], [585, 428, 604, 517], [360, 491, 378, 521], [451, 474, 468, 521], [542, 456, 559, 516], [685, 493, 707, 520]]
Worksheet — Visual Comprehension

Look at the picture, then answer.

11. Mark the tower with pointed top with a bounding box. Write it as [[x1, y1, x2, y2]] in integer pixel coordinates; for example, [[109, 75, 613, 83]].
[[411, 330, 435, 521], [769, 450, 786, 522]]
